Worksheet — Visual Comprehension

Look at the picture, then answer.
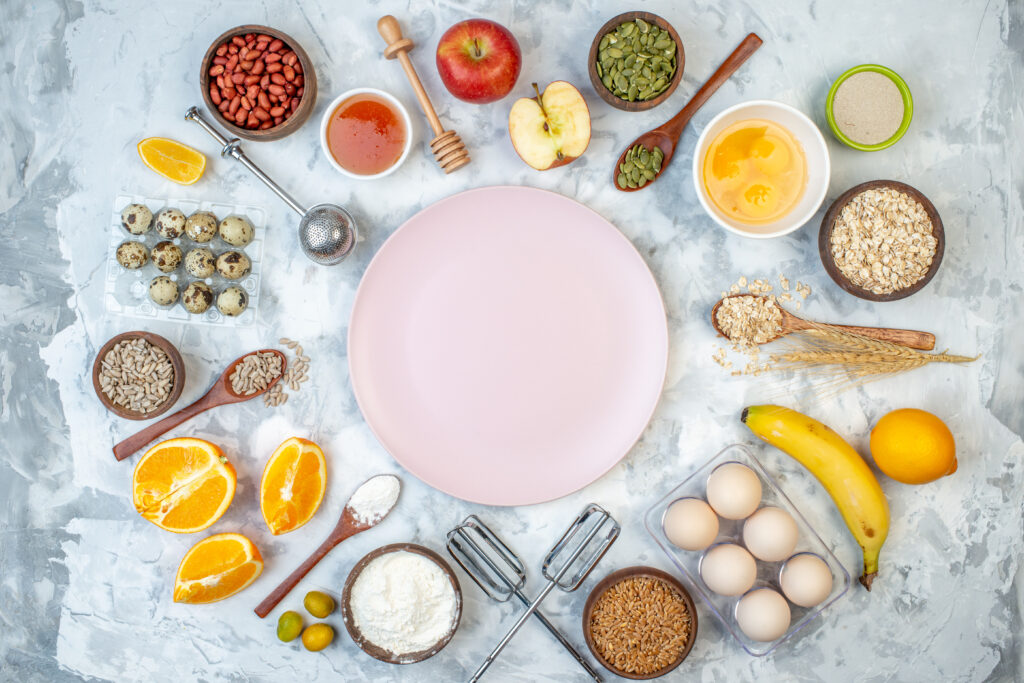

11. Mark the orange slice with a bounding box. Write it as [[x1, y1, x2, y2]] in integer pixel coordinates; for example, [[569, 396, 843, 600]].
[[137, 137, 206, 185], [173, 532, 263, 604], [132, 437, 236, 533], [260, 437, 327, 535]]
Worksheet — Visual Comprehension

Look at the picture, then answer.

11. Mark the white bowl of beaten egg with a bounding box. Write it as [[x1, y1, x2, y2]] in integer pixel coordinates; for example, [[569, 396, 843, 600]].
[[693, 100, 829, 239]]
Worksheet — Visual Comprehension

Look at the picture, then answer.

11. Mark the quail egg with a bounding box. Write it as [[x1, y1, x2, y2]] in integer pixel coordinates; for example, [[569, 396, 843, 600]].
[[184, 211, 218, 243], [182, 281, 214, 314], [120, 204, 153, 235], [115, 241, 149, 269], [151, 241, 183, 273], [216, 250, 251, 280], [154, 208, 186, 239], [149, 276, 179, 306], [217, 286, 248, 316], [184, 248, 216, 278], [218, 215, 254, 247]]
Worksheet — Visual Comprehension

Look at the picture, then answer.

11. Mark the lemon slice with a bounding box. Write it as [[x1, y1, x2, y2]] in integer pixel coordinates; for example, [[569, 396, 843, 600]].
[[137, 137, 206, 185]]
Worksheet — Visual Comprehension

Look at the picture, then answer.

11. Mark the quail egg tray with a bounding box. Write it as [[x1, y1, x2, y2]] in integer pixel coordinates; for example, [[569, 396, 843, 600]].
[[104, 194, 265, 327], [644, 443, 851, 656]]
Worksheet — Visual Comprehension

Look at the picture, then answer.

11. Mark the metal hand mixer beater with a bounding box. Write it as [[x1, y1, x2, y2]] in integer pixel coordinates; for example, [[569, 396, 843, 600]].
[[447, 515, 604, 682], [461, 504, 620, 682], [185, 106, 356, 265]]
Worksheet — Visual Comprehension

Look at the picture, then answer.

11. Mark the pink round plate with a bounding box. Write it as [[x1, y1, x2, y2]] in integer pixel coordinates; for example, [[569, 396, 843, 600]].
[[349, 186, 667, 506]]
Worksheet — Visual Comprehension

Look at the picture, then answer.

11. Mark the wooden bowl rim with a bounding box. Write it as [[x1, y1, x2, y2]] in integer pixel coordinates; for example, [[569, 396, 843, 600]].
[[199, 24, 318, 142], [340, 543, 462, 664], [91, 331, 185, 420], [818, 179, 945, 302], [582, 566, 698, 679], [587, 11, 685, 112]]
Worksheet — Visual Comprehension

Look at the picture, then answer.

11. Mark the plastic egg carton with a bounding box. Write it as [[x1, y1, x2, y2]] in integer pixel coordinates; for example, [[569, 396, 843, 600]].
[[104, 194, 265, 327], [644, 443, 851, 656]]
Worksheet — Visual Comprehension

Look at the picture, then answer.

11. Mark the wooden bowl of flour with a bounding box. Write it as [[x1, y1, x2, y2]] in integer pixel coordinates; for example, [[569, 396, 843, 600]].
[[341, 543, 462, 664]]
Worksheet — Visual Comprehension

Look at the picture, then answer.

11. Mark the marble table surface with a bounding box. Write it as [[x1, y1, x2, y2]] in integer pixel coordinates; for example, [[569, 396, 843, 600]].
[[2, 0, 1022, 681]]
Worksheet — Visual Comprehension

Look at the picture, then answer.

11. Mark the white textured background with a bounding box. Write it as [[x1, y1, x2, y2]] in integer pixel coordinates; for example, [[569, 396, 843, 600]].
[[0, 0, 1021, 681]]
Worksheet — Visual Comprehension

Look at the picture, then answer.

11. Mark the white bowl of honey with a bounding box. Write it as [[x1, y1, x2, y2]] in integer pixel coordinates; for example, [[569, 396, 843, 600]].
[[692, 100, 830, 238], [320, 88, 413, 180]]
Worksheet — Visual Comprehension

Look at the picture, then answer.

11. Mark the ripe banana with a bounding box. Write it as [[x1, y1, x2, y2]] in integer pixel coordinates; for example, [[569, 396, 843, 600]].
[[741, 404, 889, 590]]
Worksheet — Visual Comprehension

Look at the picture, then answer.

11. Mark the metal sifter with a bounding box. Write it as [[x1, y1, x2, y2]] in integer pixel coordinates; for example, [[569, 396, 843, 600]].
[[185, 106, 356, 265], [468, 504, 619, 682]]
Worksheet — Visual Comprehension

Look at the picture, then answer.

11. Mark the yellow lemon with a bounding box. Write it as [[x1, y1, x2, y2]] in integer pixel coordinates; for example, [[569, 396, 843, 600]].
[[137, 137, 206, 185], [869, 409, 957, 485]]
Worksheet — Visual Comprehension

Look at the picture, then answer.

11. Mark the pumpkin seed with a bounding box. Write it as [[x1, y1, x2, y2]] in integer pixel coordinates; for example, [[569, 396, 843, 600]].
[[617, 173, 628, 189], [596, 18, 677, 103]]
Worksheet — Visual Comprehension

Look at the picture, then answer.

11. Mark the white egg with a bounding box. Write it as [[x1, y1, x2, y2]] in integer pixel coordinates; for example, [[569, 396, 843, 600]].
[[706, 462, 762, 519], [735, 588, 791, 642], [742, 507, 799, 562], [780, 553, 834, 607], [664, 497, 719, 551], [700, 543, 757, 596]]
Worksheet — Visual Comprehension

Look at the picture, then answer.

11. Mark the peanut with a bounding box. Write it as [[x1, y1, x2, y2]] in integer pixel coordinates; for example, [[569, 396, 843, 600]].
[[209, 32, 305, 130]]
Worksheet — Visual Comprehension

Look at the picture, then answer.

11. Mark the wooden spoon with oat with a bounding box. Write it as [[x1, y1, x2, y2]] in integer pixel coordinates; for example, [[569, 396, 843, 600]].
[[112, 349, 287, 462], [711, 294, 935, 350]]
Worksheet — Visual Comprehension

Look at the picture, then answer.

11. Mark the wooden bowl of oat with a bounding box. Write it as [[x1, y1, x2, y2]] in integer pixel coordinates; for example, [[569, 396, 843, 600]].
[[819, 179, 944, 302], [92, 331, 185, 420], [583, 566, 697, 679]]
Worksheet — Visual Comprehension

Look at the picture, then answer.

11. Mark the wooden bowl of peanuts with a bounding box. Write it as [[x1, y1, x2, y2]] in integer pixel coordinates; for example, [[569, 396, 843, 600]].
[[92, 331, 185, 420], [200, 25, 318, 142]]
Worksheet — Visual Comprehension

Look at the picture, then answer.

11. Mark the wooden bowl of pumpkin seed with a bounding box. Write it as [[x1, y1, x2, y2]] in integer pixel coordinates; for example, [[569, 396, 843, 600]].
[[588, 11, 684, 112]]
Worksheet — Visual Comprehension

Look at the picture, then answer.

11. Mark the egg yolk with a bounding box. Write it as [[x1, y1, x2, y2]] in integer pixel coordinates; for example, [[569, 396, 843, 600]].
[[703, 120, 807, 224]]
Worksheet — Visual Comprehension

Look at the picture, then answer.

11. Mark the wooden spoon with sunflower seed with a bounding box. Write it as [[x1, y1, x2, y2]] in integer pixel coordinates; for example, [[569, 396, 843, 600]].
[[614, 33, 762, 192]]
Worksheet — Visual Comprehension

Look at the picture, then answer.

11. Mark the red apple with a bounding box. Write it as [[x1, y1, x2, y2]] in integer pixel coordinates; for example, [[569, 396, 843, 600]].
[[436, 19, 522, 104]]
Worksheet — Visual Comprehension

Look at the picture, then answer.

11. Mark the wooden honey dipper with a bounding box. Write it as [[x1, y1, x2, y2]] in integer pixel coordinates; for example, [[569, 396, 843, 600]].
[[377, 15, 471, 174]]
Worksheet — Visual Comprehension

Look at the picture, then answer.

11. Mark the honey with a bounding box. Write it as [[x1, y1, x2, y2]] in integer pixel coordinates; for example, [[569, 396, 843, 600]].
[[325, 93, 406, 176], [702, 119, 807, 224]]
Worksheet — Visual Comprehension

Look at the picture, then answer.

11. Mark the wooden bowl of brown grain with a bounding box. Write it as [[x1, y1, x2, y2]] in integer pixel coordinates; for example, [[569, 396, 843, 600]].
[[583, 566, 697, 680], [587, 11, 684, 112], [91, 331, 185, 420], [200, 25, 318, 141], [819, 179, 945, 302]]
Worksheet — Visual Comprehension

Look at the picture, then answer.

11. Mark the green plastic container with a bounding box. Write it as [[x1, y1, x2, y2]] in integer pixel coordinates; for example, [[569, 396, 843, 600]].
[[825, 64, 913, 151]]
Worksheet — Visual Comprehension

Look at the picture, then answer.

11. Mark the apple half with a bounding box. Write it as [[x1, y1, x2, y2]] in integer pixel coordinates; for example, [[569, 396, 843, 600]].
[[509, 81, 591, 171]]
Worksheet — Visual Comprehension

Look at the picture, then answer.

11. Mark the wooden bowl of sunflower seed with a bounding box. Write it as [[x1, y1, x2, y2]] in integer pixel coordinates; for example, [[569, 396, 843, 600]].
[[588, 11, 684, 112], [92, 331, 185, 420], [819, 179, 945, 302]]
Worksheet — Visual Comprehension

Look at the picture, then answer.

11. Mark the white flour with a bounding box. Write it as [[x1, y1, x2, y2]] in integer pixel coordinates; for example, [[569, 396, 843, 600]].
[[348, 474, 400, 524], [349, 550, 458, 657]]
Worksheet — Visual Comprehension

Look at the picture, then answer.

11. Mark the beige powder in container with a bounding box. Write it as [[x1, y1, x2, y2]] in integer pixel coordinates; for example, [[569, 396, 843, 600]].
[[832, 71, 904, 145]]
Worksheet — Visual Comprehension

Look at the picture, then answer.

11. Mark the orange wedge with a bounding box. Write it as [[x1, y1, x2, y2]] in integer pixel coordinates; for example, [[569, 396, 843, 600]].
[[137, 137, 206, 185], [260, 437, 327, 535], [173, 532, 263, 604], [132, 437, 236, 533]]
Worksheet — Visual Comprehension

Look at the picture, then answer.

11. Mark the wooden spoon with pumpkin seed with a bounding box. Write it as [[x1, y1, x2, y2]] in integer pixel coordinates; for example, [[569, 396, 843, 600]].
[[614, 32, 762, 193]]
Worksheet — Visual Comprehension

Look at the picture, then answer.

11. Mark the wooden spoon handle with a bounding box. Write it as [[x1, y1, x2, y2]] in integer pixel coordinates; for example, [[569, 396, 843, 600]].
[[823, 324, 936, 350], [111, 390, 223, 461], [254, 535, 339, 618], [377, 15, 444, 137], [661, 33, 762, 140]]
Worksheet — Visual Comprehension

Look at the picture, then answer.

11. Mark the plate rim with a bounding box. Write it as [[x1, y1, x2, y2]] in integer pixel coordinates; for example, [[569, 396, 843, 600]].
[[348, 185, 669, 506]]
